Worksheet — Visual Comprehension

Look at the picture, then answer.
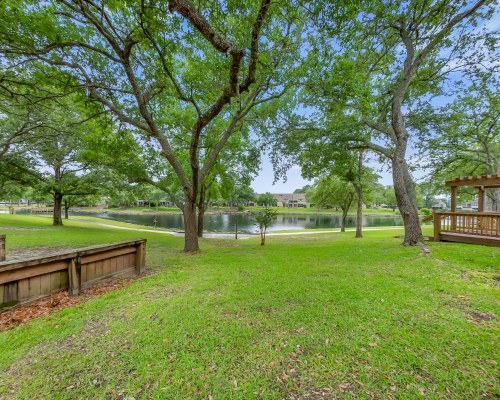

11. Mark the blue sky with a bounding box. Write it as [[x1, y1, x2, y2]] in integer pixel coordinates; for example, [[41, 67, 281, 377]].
[[251, 156, 310, 193], [251, 154, 394, 193]]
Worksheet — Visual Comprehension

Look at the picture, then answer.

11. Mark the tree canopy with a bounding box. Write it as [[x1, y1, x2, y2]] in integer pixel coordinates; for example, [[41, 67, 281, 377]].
[[0, 0, 497, 249]]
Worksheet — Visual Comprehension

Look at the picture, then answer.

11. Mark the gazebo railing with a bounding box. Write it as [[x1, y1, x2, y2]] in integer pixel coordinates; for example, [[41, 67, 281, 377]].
[[434, 212, 500, 240]]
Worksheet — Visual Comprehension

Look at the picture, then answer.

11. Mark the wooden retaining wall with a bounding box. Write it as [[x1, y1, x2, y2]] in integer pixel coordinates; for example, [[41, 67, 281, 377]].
[[0, 238, 146, 308]]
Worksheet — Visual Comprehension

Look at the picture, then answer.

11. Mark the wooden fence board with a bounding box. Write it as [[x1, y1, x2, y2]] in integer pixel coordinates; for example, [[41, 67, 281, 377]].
[[60, 270, 69, 289], [28, 277, 40, 298], [18, 279, 29, 301], [40, 274, 52, 295], [0, 261, 68, 285], [80, 261, 87, 284], [88, 261, 97, 280], [111, 257, 117, 273], [0, 253, 77, 272], [116, 256, 124, 271], [95, 260, 104, 279], [80, 247, 136, 264], [50, 271, 61, 291], [102, 259, 111, 276], [3, 282, 17, 303]]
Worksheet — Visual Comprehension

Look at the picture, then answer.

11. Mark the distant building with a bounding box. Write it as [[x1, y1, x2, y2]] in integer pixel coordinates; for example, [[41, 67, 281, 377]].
[[272, 193, 310, 208], [137, 199, 174, 207], [431, 201, 447, 210], [456, 199, 478, 211]]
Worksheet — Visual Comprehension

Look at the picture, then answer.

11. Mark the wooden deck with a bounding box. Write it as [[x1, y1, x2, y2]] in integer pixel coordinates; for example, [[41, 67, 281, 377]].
[[434, 212, 500, 247]]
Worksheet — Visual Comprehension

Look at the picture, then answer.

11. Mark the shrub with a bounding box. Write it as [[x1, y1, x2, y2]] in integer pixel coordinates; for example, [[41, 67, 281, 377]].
[[420, 208, 431, 216]]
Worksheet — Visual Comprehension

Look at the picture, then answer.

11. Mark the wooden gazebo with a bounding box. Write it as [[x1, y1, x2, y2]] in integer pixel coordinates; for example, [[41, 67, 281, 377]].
[[434, 174, 500, 247]]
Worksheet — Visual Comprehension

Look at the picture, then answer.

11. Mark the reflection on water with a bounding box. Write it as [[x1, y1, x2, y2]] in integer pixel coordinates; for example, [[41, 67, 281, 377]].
[[72, 211, 403, 233]]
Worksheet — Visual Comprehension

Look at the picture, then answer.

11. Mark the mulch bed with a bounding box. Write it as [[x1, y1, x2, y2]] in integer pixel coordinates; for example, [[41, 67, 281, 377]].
[[0, 273, 151, 331], [3, 246, 75, 262]]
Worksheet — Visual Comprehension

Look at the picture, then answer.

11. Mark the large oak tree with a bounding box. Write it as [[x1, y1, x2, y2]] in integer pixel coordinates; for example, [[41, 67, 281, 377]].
[[268, 0, 494, 245], [0, 0, 305, 251]]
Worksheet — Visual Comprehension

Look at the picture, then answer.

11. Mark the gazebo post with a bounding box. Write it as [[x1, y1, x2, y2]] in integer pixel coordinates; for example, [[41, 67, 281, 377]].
[[450, 186, 457, 212], [477, 186, 485, 212], [450, 186, 457, 231]]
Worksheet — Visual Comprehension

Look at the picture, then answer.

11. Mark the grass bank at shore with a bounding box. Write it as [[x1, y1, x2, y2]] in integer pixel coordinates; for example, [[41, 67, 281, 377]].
[[0, 214, 498, 399], [1, 204, 402, 217], [86, 205, 402, 216]]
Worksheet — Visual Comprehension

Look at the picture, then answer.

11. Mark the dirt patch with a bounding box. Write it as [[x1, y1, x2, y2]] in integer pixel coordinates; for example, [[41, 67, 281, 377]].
[[272, 235, 339, 242], [296, 387, 337, 399], [0, 227, 47, 231], [393, 235, 434, 241], [0, 273, 152, 331], [203, 239, 244, 248], [5, 246, 75, 262], [468, 311, 496, 324], [460, 270, 500, 287]]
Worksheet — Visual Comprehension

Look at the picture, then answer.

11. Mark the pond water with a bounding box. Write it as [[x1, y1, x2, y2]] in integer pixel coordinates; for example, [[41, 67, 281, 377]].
[[72, 211, 403, 234]]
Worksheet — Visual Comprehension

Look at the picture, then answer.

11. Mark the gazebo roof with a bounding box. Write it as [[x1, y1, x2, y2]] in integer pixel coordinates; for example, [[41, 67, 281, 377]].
[[445, 174, 500, 189]]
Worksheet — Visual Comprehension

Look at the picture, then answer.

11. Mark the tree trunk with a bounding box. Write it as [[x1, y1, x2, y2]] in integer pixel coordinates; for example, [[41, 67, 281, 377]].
[[391, 68, 424, 246], [197, 185, 205, 238], [355, 150, 363, 238], [487, 188, 500, 211], [341, 209, 347, 232], [53, 192, 63, 226], [64, 200, 69, 220], [355, 186, 363, 238], [183, 199, 199, 252], [197, 206, 205, 238], [392, 156, 423, 245]]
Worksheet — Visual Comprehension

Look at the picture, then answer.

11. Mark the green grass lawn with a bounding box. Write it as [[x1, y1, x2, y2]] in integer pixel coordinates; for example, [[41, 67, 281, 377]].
[[68, 215, 179, 232], [0, 214, 498, 399]]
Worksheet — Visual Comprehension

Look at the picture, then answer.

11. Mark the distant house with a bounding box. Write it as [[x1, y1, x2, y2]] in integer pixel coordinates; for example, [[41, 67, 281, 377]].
[[137, 199, 174, 207], [457, 199, 478, 211], [431, 201, 447, 210], [272, 193, 310, 208]]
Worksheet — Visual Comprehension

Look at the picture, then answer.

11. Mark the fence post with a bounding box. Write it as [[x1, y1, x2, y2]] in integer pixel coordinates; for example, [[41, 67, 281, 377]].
[[0, 234, 5, 262], [68, 256, 81, 295], [451, 213, 457, 231], [135, 241, 146, 274], [433, 213, 441, 242]]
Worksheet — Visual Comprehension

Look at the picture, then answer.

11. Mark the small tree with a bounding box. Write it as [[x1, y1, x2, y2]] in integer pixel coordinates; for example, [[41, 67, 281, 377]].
[[253, 208, 277, 246], [310, 176, 356, 232]]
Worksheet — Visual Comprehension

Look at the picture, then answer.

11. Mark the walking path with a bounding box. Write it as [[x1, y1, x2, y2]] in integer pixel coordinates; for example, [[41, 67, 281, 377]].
[[71, 218, 404, 239]]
